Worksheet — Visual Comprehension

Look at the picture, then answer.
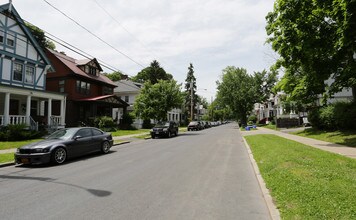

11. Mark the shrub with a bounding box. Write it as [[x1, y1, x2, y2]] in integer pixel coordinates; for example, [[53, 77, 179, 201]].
[[308, 101, 356, 130], [94, 116, 116, 130], [142, 119, 153, 129], [0, 124, 44, 141], [248, 115, 257, 124]]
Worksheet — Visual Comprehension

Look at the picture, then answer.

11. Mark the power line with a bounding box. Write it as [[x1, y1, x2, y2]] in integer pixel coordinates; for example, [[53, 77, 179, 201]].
[[43, 0, 146, 68]]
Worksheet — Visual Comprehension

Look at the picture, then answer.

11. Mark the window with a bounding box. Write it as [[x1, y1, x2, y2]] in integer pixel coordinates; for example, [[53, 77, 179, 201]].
[[25, 66, 35, 84], [125, 96, 129, 102], [76, 80, 90, 95], [0, 29, 4, 44], [92, 128, 103, 136], [76, 128, 92, 138], [7, 38, 14, 47], [59, 80, 65, 93], [13, 63, 23, 81]]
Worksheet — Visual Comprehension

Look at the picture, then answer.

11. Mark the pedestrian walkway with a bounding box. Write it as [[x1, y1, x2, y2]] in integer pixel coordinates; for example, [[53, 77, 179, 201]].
[[241, 127, 356, 159]]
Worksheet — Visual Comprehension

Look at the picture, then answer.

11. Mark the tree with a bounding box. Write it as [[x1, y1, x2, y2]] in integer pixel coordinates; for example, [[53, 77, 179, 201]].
[[266, 0, 356, 102], [216, 67, 276, 125], [25, 23, 55, 50], [132, 60, 173, 84], [105, 71, 122, 81], [183, 63, 198, 120], [133, 80, 183, 121]]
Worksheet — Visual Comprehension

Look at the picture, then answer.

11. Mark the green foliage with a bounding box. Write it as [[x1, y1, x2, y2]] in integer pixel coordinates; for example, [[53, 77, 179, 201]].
[[308, 101, 356, 130], [94, 116, 116, 131], [134, 80, 183, 121], [248, 115, 257, 124], [266, 0, 356, 102], [132, 60, 172, 84], [142, 119, 153, 129], [0, 153, 14, 164], [246, 134, 356, 219], [0, 124, 44, 141], [183, 63, 198, 119], [25, 22, 56, 50], [216, 66, 276, 125], [105, 71, 122, 81]]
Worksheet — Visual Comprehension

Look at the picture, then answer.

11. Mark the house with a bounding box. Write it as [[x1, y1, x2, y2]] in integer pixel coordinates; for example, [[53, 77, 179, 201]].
[[112, 79, 142, 127], [113, 79, 183, 128], [45, 49, 128, 127], [0, 3, 66, 130]]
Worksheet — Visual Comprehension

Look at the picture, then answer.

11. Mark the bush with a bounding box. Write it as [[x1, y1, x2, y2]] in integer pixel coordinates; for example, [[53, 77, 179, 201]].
[[308, 101, 356, 130], [142, 119, 153, 129], [0, 124, 44, 141], [248, 115, 257, 124], [94, 116, 116, 131]]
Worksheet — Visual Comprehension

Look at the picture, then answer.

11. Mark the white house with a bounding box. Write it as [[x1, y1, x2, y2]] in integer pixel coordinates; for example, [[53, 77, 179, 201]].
[[0, 3, 66, 130], [113, 79, 183, 128]]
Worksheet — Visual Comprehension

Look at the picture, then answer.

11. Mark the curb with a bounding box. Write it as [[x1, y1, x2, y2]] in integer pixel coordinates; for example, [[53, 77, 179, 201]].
[[0, 161, 15, 168], [242, 136, 281, 220]]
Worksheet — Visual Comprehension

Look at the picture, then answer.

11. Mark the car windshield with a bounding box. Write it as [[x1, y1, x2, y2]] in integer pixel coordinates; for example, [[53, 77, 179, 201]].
[[46, 129, 77, 140], [189, 121, 198, 125], [156, 122, 170, 127]]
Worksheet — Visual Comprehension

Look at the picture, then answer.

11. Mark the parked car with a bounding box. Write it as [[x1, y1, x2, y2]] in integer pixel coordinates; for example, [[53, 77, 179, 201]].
[[187, 121, 202, 131], [14, 127, 113, 165], [150, 121, 179, 138]]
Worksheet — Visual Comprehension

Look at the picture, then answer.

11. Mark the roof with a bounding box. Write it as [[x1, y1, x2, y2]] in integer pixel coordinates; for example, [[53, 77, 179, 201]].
[[114, 80, 143, 93], [76, 94, 129, 107], [47, 49, 116, 87], [0, 3, 51, 66]]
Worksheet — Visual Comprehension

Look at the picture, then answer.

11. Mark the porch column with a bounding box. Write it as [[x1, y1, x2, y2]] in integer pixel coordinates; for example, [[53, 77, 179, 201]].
[[3, 92, 10, 125], [60, 97, 66, 126], [26, 95, 31, 126], [47, 98, 52, 127]]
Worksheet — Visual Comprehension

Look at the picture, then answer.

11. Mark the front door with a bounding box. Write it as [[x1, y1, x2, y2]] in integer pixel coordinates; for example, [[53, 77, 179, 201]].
[[9, 99, 19, 115]]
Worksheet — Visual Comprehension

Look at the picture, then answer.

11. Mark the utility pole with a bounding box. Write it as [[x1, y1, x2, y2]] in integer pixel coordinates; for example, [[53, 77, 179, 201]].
[[190, 81, 193, 121]]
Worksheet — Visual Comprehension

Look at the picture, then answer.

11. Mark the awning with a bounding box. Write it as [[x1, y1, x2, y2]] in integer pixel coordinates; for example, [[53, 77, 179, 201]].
[[76, 94, 129, 107]]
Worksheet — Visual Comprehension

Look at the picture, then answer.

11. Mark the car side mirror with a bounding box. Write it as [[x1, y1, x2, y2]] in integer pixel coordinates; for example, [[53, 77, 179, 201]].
[[74, 135, 82, 140]]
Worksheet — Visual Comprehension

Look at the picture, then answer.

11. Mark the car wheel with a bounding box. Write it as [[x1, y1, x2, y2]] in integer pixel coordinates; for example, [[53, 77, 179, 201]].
[[175, 130, 178, 136], [101, 141, 111, 154], [51, 147, 66, 165], [167, 131, 171, 138], [151, 135, 155, 139]]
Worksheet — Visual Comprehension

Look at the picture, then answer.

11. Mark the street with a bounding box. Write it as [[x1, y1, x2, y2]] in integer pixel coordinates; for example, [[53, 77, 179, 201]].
[[0, 123, 270, 220]]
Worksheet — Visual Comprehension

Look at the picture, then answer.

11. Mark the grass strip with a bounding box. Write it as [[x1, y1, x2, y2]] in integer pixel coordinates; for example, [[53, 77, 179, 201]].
[[245, 134, 356, 219], [292, 128, 356, 147], [0, 139, 42, 151], [0, 153, 14, 164], [110, 129, 151, 137]]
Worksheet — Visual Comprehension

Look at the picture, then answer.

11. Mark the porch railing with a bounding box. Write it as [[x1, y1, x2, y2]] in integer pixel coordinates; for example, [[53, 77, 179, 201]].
[[49, 116, 62, 131], [29, 116, 38, 131], [9, 115, 27, 125]]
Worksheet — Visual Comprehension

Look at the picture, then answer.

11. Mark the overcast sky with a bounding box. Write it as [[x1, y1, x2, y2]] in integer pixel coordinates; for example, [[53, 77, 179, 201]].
[[7, 0, 276, 100]]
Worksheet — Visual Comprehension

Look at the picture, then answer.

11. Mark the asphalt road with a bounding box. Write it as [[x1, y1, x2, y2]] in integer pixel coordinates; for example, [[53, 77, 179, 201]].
[[0, 123, 270, 220]]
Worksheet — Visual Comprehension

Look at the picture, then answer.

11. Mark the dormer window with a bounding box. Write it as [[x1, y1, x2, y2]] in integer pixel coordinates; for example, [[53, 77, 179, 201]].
[[84, 65, 98, 76]]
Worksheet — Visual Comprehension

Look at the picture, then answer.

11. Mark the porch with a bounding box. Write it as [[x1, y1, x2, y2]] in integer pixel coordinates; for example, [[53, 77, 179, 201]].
[[0, 85, 66, 131]]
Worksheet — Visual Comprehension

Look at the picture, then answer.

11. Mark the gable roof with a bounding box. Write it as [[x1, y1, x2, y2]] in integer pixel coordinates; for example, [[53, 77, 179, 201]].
[[76, 58, 103, 71], [47, 49, 116, 87], [0, 3, 51, 66], [114, 80, 143, 93]]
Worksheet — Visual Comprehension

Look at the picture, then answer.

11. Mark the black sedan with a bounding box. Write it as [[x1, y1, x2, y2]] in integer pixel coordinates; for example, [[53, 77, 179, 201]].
[[15, 127, 113, 165]]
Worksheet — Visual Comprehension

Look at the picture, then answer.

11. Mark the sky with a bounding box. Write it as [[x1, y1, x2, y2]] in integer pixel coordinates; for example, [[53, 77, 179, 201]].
[[5, 0, 277, 101]]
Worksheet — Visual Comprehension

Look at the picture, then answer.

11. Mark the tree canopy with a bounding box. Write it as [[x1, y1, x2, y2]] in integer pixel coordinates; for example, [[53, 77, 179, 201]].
[[25, 23, 55, 50], [216, 67, 277, 125], [133, 80, 183, 121], [266, 0, 356, 102], [105, 71, 122, 82], [183, 63, 198, 120], [132, 60, 173, 84]]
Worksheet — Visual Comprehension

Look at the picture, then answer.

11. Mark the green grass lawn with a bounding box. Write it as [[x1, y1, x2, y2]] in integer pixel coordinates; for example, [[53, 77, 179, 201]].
[[292, 128, 356, 147], [110, 129, 151, 137], [0, 139, 42, 151], [0, 153, 14, 164], [245, 134, 356, 219]]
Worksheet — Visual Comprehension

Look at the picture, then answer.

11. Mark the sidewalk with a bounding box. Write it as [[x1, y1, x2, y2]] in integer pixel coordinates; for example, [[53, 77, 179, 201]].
[[241, 127, 356, 159]]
